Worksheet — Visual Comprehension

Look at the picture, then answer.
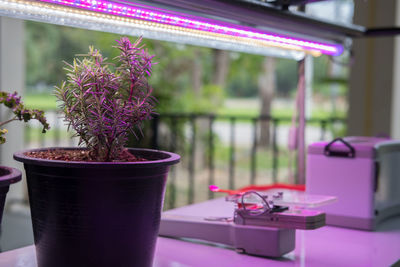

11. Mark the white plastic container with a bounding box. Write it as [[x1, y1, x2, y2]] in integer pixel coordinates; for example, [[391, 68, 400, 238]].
[[306, 137, 400, 230]]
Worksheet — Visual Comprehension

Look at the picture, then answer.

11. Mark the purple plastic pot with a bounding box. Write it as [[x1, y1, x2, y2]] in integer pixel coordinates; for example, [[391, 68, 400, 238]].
[[0, 166, 22, 224], [14, 147, 180, 267]]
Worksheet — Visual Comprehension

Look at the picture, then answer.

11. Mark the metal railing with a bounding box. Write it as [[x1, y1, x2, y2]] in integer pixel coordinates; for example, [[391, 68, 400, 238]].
[[24, 111, 346, 209]]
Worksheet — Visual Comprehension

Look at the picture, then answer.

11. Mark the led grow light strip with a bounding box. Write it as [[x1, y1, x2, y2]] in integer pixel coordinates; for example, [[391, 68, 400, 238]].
[[48, 0, 343, 55], [0, 0, 343, 56], [37, 0, 341, 55]]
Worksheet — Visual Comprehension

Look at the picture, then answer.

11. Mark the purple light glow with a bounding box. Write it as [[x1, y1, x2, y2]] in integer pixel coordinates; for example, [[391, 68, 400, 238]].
[[38, 0, 343, 56]]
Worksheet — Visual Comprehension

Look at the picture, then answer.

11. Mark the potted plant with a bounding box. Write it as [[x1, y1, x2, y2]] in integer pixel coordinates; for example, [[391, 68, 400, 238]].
[[14, 37, 180, 267], [0, 91, 49, 224]]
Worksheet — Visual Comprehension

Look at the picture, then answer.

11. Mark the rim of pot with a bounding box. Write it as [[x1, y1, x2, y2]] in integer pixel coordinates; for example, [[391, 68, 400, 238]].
[[0, 166, 22, 186], [14, 147, 180, 169]]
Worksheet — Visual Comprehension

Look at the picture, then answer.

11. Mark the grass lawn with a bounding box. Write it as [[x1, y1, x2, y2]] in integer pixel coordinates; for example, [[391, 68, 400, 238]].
[[25, 93, 346, 120], [218, 105, 346, 120], [213, 143, 290, 171], [25, 126, 72, 143], [24, 93, 58, 110]]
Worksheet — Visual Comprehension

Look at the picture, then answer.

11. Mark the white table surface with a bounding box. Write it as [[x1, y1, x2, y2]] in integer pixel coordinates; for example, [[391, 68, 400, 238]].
[[0, 212, 399, 266]]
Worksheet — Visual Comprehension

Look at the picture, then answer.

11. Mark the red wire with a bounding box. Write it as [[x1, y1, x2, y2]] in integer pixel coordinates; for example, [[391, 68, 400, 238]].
[[237, 183, 305, 194], [209, 183, 306, 195]]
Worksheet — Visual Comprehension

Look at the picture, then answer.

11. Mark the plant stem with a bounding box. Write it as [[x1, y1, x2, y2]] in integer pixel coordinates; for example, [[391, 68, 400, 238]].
[[129, 82, 134, 102], [0, 117, 18, 127]]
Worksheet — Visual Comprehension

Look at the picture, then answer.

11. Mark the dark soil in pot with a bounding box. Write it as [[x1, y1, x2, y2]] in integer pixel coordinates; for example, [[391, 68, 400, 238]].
[[14, 147, 180, 267], [25, 148, 147, 162]]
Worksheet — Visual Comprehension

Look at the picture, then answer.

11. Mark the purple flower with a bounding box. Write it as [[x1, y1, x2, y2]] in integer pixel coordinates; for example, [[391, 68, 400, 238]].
[[0, 91, 50, 142]]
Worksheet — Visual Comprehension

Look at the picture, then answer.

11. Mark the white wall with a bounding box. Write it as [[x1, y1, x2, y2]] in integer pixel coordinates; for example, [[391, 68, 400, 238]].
[[0, 17, 25, 202], [348, 1, 400, 138]]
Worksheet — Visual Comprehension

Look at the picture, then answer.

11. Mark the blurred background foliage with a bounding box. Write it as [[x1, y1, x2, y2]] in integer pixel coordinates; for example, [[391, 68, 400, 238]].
[[22, 18, 349, 183], [25, 21, 348, 116]]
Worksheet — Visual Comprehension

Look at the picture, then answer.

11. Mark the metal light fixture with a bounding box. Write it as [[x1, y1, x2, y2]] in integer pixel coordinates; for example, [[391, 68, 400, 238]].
[[0, 0, 344, 59]]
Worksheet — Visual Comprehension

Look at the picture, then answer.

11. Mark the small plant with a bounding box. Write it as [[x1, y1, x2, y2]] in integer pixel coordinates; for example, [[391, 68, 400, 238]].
[[55, 37, 156, 162], [0, 91, 49, 144]]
